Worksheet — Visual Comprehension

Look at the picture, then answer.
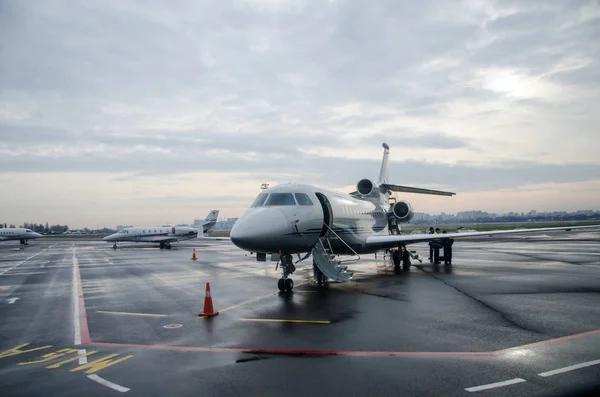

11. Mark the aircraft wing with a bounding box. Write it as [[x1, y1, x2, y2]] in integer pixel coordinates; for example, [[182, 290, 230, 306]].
[[379, 183, 456, 197], [365, 224, 600, 251]]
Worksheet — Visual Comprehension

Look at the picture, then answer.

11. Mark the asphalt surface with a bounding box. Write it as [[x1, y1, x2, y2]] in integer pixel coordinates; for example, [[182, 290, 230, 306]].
[[1, 233, 599, 396]]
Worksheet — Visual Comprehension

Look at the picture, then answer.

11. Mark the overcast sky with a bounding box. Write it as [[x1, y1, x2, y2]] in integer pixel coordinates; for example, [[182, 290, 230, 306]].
[[1, 0, 599, 228]]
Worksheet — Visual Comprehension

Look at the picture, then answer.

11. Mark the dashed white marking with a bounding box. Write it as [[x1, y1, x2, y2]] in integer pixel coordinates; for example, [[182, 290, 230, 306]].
[[87, 374, 130, 393], [465, 378, 526, 392], [1, 272, 46, 276], [538, 359, 600, 377], [0, 248, 49, 276], [7, 297, 19, 304]]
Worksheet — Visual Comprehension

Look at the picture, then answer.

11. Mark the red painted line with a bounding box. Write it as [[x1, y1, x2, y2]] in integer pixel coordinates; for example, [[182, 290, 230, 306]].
[[85, 327, 600, 357], [74, 256, 92, 345], [87, 341, 494, 356]]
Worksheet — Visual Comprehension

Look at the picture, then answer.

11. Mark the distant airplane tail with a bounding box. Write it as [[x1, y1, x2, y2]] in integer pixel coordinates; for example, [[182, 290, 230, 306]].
[[201, 210, 219, 236], [205, 210, 219, 223]]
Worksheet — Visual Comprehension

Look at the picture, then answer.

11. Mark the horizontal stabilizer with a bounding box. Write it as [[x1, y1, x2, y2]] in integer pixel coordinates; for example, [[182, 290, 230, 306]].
[[380, 183, 455, 197]]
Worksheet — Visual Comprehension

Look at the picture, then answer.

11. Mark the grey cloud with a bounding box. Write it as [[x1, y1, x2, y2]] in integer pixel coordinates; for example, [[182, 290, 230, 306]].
[[0, 142, 599, 193], [1, 0, 600, 206]]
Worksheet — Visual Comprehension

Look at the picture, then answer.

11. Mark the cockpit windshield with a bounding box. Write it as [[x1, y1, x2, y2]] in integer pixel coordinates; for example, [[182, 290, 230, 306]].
[[251, 193, 269, 208], [265, 193, 296, 206]]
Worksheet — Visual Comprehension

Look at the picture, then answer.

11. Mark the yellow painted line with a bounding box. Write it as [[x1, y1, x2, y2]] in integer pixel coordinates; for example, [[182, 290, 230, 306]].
[[240, 318, 331, 324], [96, 310, 168, 317]]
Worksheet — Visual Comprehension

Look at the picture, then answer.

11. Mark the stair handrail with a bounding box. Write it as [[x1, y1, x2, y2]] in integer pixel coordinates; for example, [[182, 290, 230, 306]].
[[321, 223, 361, 261]]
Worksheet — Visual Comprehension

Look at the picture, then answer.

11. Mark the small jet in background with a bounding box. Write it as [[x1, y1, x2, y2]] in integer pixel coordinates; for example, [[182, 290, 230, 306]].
[[0, 227, 43, 245], [103, 210, 220, 250]]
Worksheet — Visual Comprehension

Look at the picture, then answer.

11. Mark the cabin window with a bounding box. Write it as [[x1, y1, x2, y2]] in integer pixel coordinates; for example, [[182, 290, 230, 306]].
[[294, 193, 313, 206], [251, 193, 269, 207], [265, 193, 296, 206]]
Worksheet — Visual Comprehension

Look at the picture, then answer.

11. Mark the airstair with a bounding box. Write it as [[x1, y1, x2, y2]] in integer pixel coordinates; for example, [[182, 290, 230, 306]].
[[310, 224, 359, 283]]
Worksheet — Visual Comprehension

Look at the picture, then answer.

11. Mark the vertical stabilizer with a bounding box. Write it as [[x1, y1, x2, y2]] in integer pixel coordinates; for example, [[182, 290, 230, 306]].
[[202, 210, 220, 235], [205, 210, 219, 223], [378, 142, 390, 184]]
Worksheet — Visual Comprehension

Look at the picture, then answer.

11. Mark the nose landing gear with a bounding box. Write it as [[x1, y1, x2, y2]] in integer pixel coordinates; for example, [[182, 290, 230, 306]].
[[277, 253, 296, 292]]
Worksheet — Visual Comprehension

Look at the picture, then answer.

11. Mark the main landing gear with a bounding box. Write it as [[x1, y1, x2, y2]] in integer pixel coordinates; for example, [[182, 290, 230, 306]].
[[20, 239, 28, 246], [113, 243, 118, 250], [159, 242, 172, 250], [277, 253, 296, 292]]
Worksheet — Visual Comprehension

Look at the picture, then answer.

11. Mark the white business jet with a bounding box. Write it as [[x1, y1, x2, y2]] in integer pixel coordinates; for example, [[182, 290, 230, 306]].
[[0, 228, 43, 245], [230, 143, 600, 292], [103, 210, 220, 249]]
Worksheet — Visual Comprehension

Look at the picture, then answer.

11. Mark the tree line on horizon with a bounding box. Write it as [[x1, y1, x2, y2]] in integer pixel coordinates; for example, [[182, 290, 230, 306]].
[[0, 222, 69, 234]]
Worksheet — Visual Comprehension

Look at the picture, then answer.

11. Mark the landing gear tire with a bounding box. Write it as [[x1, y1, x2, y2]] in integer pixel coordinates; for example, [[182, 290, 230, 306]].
[[277, 253, 296, 292], [284, 278, 294, 291], [166, 243, 172, 250], [159, 242, 165, 250], [113, 244, 117, 250]]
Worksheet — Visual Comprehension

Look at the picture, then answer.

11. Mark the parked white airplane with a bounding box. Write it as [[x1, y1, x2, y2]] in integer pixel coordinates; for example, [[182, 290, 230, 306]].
[[0, 228, 43, 245], [230, 143, 600, 292], [103, 210, 220, 249]]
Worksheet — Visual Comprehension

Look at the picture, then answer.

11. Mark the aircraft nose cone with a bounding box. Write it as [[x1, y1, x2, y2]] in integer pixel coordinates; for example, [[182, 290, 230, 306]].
[[230, 209, 288, 252]]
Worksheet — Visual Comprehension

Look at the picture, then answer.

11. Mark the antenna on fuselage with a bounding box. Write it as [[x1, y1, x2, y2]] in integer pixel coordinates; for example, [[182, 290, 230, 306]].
[[378, 142, 390, 184]]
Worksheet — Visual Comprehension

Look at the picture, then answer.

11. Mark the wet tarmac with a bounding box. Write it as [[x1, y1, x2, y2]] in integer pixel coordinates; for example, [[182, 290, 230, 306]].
[[1, 233, 599, 396]]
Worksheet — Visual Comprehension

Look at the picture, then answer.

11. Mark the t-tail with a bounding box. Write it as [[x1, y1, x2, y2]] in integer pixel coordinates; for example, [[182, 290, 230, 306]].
[[201, 210, 220, 236], [378, 142, 390, 184], [353, 142, 456, 224]]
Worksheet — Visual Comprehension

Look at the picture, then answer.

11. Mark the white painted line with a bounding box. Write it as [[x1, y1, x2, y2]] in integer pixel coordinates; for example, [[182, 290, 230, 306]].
[[1, 272, 46, 276], [7, 297, 19, 304], [0, 249, 49, 276], [465, 378, 527, 392], [87, 374, 130, 393], [538, 359, 600, 377], [73, 249, 81, 346]]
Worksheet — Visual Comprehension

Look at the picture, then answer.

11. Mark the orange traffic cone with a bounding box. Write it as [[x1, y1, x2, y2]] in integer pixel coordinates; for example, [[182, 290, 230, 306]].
[[191, 249, 197, 261], [199, 282, 219, 317]]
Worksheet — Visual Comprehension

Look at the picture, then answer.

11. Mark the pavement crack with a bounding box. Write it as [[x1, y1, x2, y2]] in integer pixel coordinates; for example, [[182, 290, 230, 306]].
[[415, 265, 542, 335]]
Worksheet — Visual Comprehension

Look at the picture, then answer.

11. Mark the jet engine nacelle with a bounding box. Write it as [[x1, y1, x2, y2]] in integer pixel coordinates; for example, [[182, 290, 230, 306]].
[[356, 179, 378, 196], [391, 200, 414, 223]]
